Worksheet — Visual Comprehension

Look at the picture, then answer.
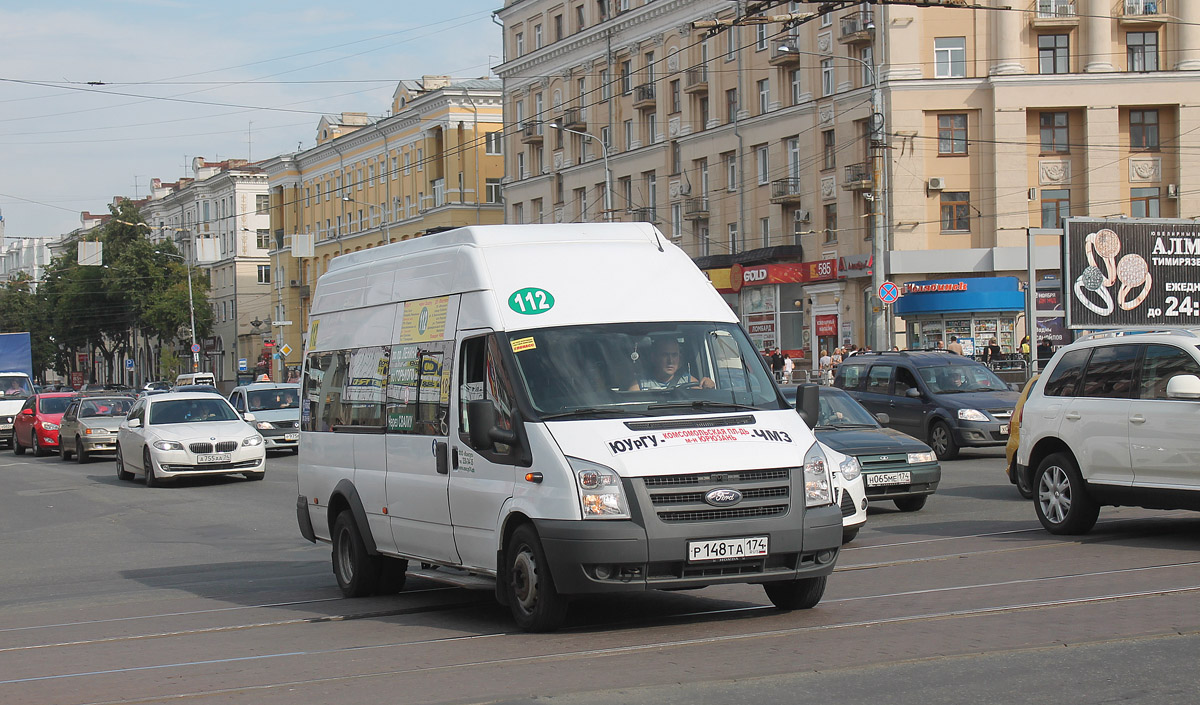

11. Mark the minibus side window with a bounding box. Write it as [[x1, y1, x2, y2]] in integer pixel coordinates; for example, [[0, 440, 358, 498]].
[[344, 346, 389, 428], [302, 351, 353, 431], [459, 335, 518, 457], [387, 341, 453, 435]]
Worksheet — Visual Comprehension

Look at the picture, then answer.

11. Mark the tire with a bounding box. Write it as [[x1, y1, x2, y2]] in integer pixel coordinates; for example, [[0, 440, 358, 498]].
[[14, 431, 25, 455], [929, 420, 960, 461], [764, 575, 828, 610], [115, 444, 134, 481], [32, 433, 44, 457], [1034, 452, 1099, 535], [1015, 463, 1035, 500], [60, 437, 72, 461], [894, 495, 928, 512], [144, 448, 161, 488], [245, 471, 266, 481], [841, 526, 860, 544], [375, 557, 409, 595], [332, 511, 381, 598], [76, 437, 89, 464], [504, 524, 568, 632]]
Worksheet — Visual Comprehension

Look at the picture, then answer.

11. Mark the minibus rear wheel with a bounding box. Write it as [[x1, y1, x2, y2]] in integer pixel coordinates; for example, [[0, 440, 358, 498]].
[[505, 524, 568, 632], [764, 575, 827, 610], [332, 511, 381, 597]]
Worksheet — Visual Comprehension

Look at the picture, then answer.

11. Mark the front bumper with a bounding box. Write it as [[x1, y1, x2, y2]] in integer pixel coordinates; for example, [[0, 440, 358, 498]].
[[259, 428, 299, 450], [535, 502, 842, 595], [953, 419, 1010, 448], [80, 432, 119, 454], [38, 429, 60, 448], [150, 447, 266, 477], [859, 461, 941, 501]]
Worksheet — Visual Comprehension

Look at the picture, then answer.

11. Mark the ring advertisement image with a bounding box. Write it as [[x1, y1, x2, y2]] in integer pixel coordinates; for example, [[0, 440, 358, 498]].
[[1064, 218, 1200, 329]]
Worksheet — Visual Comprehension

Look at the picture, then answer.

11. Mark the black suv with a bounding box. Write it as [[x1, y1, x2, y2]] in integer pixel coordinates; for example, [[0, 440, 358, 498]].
[[832, 351, 1018, 460]]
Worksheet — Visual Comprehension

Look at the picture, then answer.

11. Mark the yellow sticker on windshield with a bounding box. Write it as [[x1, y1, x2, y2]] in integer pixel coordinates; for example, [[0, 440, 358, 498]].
[[511, 336, 537, 353]]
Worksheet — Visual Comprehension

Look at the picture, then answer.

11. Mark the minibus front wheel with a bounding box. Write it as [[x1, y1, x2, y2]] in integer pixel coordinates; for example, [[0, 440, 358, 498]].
[[332, 511, 380, 597], [505, 524, 568, 632]]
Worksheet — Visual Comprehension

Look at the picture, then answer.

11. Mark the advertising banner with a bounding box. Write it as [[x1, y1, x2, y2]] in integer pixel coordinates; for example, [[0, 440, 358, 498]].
[[1064, 218, 1200, 329]]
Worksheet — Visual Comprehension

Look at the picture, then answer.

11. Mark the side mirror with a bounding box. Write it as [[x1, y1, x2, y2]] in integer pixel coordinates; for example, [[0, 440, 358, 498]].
[[128, 418, 142, 429], [905, 387, 922, 399], [243, 412, 256, 422], [795, 384, 819, 428], [1166, 374, 1200, 400], [466, 399, 518, 450], [19, 408, 33, 416], [874, 412, 891, 425]]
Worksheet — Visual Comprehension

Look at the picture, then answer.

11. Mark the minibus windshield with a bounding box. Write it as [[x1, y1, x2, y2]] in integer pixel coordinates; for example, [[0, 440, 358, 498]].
[[505, 322, 786, 418]]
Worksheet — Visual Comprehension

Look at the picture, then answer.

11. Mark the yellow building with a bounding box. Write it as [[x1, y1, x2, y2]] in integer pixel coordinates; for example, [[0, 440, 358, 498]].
[[262, 77, 505, 377]]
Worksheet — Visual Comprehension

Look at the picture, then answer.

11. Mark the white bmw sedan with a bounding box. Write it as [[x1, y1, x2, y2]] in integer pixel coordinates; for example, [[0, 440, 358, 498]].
[[115, 392, 266, 486]]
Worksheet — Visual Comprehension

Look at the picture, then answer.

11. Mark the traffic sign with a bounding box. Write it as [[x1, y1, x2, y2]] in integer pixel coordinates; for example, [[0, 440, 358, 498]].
[[238, 358, 248, 372], [280, 343, 292, 357], [878, 281, 900, 305], [190, 343, 201, 353], [125, 358, 134, 370]]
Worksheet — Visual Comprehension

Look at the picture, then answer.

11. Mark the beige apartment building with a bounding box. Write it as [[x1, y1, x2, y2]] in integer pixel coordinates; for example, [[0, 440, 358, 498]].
[[262, 77, 505, 379], [495, 0, 1200, 359]]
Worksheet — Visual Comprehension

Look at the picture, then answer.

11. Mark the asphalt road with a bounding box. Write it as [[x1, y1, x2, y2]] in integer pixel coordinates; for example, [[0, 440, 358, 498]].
[[2, 444, 1198, 705]]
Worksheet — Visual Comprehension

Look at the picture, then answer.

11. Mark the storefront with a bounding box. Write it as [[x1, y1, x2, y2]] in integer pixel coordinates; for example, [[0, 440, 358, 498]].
[[710, 259, 840, 361], [893, 277, 1026, 354]]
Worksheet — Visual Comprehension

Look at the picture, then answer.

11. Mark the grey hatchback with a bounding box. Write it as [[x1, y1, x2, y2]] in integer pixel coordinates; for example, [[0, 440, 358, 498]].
[[59, 395, 135, 462], [833, 351, 1018, 460]]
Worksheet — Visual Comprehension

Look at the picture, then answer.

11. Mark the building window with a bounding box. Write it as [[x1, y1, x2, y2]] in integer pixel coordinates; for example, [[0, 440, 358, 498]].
[[576, 5, 585, 31], [860, 46, 873, 87], [256, 229, 271, 249], [644, 171, 657, 219], [486, 132, 503, 155], [670, 140, 681, 175], [790, 69, 803, 105], [517, 152, 526, 180], [698, 96, 709, 129], [1038, 34, 1069, 74], [726, 25, 737, 61], [600, 69, 611, 100], [644, 51, 655, 84], [725, 152, 737, 191], [515, 32, 524, 57], [820, 10, 832, 27], [756, 24, 768, 51], [600, 125, 610, 150], [404, 153, 411, 174], [417, 148, 423, 170], [823, 203, 837, 243], [1040, 112, 1069, 153], [575, 188, 588, 220], [934, 37, 966, 78], [698, 224, 710, 257], [257, 265, 271, 284], [938, 114, 968, 155], [1041, 189, 1070, 228], [621, 60, 632, 94], [671, 203, 682, 239], [728, 223, 739, 253], [670, 79, 681, 113], [1131, 187, 1160, 218], [940, 192, 971, 231], [1130, 109, 1159, 150], [760, 217, 770, 248], [756, 144, 769, 185], [822, 129, 835, 170], [255, 194, 269, 214], [486, 178, 502, 204], [624, 119, 634, 150], [726, 88, 738, 123], [513, 203, 524, 225], [646, 112, 658, 144], [757, 78, 770, 114], [821, 59, 834, 96], [1128, 32, 1158, 72]]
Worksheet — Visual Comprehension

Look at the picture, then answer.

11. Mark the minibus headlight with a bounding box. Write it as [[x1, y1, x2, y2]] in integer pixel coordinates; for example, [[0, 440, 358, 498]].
[[839, 455, 861, 482], [568, 457, 630, 520], [804, 443, 834, 507]]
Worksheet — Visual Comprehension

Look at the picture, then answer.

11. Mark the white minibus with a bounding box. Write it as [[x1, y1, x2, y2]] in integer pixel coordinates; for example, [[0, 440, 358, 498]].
[[296, 223, 846, 631]]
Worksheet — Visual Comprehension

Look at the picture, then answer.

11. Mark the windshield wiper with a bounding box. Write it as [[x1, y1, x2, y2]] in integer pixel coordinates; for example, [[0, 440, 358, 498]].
[[540, 407, 652, 420], [647, 400, 761, 412], [970, 387, 1001, 392]]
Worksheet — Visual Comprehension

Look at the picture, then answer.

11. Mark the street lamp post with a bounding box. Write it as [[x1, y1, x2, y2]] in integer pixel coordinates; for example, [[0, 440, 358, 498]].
[[548, 122, 612, 222], [777, 43, 889, 350], [341, 196, 390, 244], [159, 251, 198, 372]]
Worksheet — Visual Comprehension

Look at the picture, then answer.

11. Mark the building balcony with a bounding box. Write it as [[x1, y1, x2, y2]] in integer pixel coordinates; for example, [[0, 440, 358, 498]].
[[561, 107, 586, 131], [769, 39, 801, 66], [770, 178, 804, 205], [838, 12, 874, 45], [633, 83, 657, 110], [683, 197, 710, 218], [1118, 0, 1167, 25], [520, 122, 543, 144], [628, 207, 656, 223], [842, 163, 871, 190], [684, 68, 708, 94], [1029, 0, 1079, 27]]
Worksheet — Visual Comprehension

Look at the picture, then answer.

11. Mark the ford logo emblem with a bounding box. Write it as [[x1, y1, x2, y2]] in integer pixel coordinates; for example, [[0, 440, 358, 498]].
[[704, 488, 743, 507]]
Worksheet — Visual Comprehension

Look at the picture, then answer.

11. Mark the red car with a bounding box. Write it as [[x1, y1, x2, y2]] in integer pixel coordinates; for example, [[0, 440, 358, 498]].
[[13, 392, 77, 456]]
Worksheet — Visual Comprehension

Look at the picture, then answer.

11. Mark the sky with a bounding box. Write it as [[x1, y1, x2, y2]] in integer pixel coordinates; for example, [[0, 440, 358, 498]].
[[0, 1, 503, 238]]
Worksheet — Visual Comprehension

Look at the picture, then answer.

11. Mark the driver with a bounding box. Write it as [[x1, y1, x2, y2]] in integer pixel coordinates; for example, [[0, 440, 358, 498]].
[[948, 370, 967, 389], [628, 338, 715, 391]]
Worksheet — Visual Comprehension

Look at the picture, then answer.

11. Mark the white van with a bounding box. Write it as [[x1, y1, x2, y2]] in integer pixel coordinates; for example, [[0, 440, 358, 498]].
[[296, 224, 847, 631], [174, 372, 216, 388]]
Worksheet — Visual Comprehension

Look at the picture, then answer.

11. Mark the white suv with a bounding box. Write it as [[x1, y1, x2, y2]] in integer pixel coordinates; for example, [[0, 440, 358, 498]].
[[1016, 329, 1200, 534]]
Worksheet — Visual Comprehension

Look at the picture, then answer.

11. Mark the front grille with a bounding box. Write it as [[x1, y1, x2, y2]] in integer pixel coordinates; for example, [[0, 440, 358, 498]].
[[642, 468, 792, 523], [216, 441, 238, 452], [988, 409, 1013, 420], [857, 453, 911, 471], [190, 442, 213, 454], [658, 505, 787, 523], [840, 489, 856, 517]]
